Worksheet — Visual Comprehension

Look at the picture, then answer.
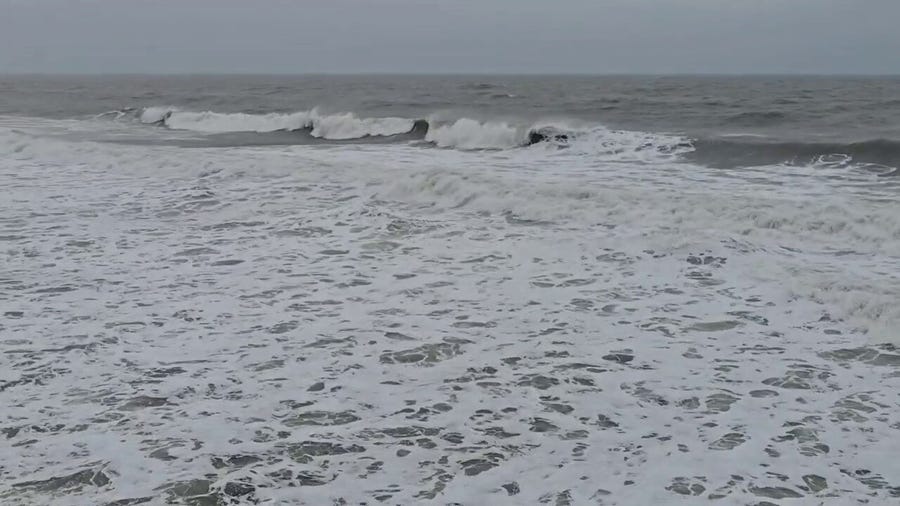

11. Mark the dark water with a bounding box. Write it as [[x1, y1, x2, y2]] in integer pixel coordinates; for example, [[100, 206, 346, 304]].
[[2, 75, 900, 168]]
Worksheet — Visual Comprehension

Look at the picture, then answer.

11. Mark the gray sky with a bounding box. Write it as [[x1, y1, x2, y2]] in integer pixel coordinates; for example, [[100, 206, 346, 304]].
[[1, 0, 898, 74]]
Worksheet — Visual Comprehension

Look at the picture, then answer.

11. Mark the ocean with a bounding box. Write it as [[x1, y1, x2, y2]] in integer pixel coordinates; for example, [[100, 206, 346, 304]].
[[1, 75, 898, 504]]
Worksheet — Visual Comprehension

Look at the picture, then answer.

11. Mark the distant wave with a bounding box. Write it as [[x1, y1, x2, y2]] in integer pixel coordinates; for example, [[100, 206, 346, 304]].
[[103, 106, 900, 169], [139, 107, 416, 140], [129, 106, 586, 149]]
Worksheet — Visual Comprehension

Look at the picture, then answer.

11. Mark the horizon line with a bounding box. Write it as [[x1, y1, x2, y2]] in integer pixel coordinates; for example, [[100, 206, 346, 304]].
[[2, 71, 900, 78]]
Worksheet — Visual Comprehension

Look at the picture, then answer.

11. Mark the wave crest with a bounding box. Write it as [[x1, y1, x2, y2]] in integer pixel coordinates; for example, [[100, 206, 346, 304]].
[[425, 119, 525, 149], [139, 107, 414, 140], [121, 106, 899, 170]]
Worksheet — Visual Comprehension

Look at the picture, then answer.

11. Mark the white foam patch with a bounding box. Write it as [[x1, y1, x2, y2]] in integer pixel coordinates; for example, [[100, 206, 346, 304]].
[[566, 126, 694, 161], [161, 110, 312, 133], [1, 119, 899, 505], [425, 118, 525, 149], [139, 106, 178, 124], [310, 112, 413, 140]]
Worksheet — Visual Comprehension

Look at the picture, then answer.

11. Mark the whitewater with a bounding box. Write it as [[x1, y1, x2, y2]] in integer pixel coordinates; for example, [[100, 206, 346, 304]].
[[136, 106, 578, 150], [1, 76, 899, 505]]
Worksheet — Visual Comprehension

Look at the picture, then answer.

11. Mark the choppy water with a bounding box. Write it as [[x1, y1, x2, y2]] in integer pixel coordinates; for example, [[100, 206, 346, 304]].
[[1, 76, 899, 505]]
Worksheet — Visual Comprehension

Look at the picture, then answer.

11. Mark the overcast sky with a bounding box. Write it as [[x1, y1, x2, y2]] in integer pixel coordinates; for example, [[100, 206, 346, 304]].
[[1, 0, 898, 74]]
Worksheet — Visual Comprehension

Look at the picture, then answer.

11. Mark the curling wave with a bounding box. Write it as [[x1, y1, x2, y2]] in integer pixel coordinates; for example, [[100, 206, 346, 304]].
[[139, 107, 416, 140], [134, 106, 583, 149], [117, 106, 900, 169]]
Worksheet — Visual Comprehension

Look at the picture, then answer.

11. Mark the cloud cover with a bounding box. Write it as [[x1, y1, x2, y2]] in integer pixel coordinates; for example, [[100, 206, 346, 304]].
[[0, 0, 897, 74]]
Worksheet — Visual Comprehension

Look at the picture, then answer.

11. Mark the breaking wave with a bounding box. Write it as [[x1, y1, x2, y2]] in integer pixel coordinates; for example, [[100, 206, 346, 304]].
[[424, 119, 524, 149], [113, 106, 900, 169], [133, 107, 571, 149], [139, 107, 415, 140], [130, 106, 687, 154]]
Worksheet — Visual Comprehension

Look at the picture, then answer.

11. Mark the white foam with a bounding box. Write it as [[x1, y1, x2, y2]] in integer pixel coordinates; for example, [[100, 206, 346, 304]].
[[1, 118, 899, 505], [309, 112, 413, 140], [565, 126, 694, 161], [156, 110, 311, 133], [139, 107, 414, 139], [139, 106, 178, 124], [425, 118, 525, 149]]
